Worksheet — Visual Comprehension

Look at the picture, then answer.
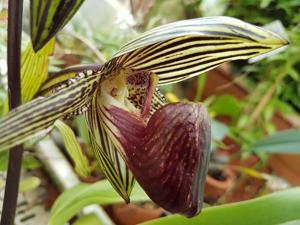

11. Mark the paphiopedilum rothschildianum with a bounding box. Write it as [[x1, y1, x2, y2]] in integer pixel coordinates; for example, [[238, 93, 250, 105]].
[[0, 17, 288, 217]]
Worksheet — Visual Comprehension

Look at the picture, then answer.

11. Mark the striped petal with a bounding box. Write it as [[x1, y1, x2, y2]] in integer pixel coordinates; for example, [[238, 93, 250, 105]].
[[84, 68, 160, 200], [84, 94, 135, 202], [108, 16, 288, 85], [0, 70, 100, 151], [107, 102, 211, 217], [39, 64, 102, 97], [151, 89, 167, 113]]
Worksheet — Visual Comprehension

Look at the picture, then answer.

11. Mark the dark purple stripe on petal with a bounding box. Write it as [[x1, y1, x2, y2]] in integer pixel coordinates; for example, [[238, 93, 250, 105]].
[[108, 102, 211, 217]]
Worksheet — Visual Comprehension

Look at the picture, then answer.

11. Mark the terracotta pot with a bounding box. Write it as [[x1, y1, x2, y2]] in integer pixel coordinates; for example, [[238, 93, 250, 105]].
[[109, 203, 164, 225], [204, 168, 236, 204]]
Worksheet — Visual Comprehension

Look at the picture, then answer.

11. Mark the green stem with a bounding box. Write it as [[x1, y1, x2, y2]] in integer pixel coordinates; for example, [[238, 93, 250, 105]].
[[194, 73, 206, 102]]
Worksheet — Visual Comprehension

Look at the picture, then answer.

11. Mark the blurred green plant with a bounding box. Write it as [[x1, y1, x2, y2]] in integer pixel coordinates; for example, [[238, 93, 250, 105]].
[[251, 129, 300, 154], [48, 179, 150, 225], [54, 119, 90, 176], [221, 0, 300, 156], [140, 186, 300, 225]]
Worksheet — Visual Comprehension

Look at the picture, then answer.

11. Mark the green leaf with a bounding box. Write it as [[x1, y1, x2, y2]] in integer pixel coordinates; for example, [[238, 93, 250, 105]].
[[211, 119, 228, 142], [19, 176, 41, 192], [140, 187, 300, 225], [193, 74, 206, 102], [0, 151, 8, 171], [0, 179, 5, 189], [280, 219, 300, 225], [22, 155, 42, 170], [210, 95, 241, 120], [75, 115, 90, 145], [260, 0, 273, 9], [3, 40, 54, 113], [30, 0, 85, 51], [251, 129, 300, 154], [21, 40, 55, 102], [48, 179, 150, 225], [54, 120, 89, 177]]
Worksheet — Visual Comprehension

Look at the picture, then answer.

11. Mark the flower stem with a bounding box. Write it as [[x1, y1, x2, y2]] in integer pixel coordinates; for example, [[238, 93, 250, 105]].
[[0, 0, 24, 224]]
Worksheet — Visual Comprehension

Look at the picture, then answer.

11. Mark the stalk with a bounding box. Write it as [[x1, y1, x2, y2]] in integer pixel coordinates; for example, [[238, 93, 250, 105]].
[[0, 0, 24, 224]]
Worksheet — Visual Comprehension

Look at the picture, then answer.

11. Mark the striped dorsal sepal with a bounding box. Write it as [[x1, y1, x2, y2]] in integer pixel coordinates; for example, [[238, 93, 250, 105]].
[[111, 16, 288, 85]]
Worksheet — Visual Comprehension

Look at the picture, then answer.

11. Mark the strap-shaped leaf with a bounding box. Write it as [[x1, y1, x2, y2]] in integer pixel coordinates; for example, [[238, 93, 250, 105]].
[[54, 120, 89, 177], [49, 179, 150, 225], [0, 73, 100, 151], [30, 0, 85, 51], [111, 16, 288, 85], [21, 40, 55, 102], [84, 94, 135, 202], [3, 40, 55, 113]]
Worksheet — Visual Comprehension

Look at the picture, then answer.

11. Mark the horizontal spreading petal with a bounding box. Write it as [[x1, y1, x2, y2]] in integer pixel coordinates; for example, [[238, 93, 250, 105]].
[[0, 69, 101, 151], [39, 64, 102, 97], [107, 102, 211, 217]]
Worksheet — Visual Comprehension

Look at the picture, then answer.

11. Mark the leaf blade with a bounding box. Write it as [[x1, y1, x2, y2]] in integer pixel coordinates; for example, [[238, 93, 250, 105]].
[[251, 129, 300, 154], [54, 120, 89, 177], [48, 180, 150, 225], [21, 40, 55, 102], [3, 40, 55, 113], [30, 0, 85, 51], [140, 187, 300, 225]]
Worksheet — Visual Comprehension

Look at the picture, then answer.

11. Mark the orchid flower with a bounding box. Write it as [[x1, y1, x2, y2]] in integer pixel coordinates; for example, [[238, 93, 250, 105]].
[[0, 17, 288, 217]]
